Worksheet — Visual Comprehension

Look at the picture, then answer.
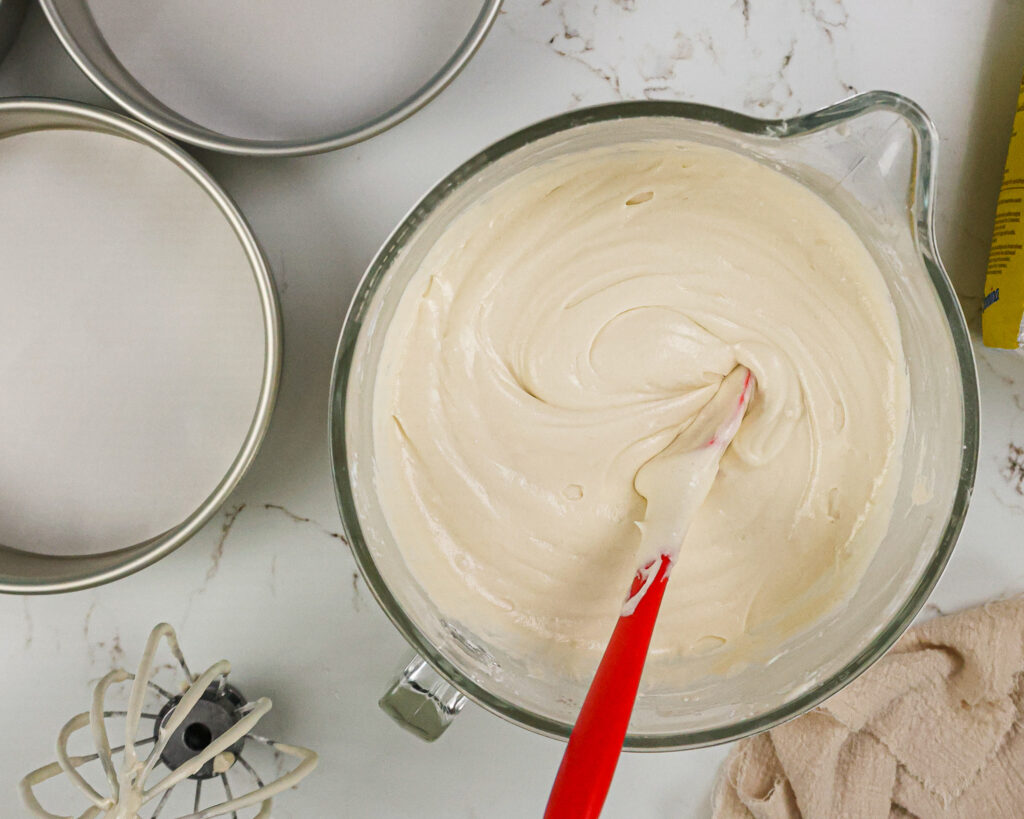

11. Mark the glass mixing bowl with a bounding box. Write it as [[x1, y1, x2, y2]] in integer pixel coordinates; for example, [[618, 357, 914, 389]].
[[330, 92, 979, 749]]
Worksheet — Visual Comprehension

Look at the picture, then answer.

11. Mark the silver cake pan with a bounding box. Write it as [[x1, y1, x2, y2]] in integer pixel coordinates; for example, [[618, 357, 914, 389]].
[[40, 0, 503, 156], [0, 98, 282, 594]]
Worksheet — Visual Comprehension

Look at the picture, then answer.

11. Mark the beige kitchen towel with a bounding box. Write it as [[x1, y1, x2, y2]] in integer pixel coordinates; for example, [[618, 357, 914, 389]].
[[712, 597, 1024, 819]]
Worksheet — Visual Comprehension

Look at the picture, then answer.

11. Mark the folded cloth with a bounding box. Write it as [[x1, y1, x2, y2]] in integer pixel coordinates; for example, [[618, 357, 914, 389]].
[[713, 598, 1024, 819]]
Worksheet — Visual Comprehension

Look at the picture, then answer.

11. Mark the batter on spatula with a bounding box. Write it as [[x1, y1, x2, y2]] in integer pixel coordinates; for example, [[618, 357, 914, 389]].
[[373, 139, 909, 677]]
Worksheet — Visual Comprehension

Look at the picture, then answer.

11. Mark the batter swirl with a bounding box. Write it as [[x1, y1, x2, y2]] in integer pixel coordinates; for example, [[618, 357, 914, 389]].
[[373, 140, 908, 674]]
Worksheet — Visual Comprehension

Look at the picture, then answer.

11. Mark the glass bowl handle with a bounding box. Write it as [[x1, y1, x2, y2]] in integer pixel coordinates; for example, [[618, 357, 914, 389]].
[[379, 654, 467, 741]]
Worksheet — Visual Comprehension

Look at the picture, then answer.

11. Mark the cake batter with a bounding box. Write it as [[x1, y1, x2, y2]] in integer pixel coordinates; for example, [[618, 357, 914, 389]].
[[373, 140, 909, 673]]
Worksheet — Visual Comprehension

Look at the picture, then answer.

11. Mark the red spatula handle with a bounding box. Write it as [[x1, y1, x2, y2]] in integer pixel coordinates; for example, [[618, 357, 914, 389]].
[[543, 554, 672, 819]]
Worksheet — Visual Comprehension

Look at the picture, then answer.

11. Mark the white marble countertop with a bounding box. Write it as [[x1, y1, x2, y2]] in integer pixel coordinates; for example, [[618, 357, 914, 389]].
[[2, 1, 1024, 816]]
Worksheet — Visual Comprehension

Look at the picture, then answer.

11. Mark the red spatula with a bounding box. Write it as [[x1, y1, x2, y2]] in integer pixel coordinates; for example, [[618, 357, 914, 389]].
[[544, 367, 755, 819]]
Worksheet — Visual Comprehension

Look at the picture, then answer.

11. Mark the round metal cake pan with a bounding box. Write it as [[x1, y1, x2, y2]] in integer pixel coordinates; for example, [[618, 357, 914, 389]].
[[0, 0, 27, 65], [39, 0, 503, 157], [0, 98, 282, 594]]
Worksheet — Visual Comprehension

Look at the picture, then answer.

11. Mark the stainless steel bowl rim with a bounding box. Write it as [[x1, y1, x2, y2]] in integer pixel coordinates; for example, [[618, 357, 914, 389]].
[[39, 0, 504, 157], [329, 92, 980, 749], [0, 97, 282, 594]]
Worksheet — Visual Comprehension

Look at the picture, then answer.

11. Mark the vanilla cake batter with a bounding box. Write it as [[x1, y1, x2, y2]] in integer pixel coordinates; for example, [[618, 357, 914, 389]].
[[373, 140, 908, 673]]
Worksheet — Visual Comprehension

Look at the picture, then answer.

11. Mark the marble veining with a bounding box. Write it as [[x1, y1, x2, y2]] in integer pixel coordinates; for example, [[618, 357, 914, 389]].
[[82, 602, 128, 674], [21, 598, 32, 650], [193, 503, 247, 599], [264, 502, 349, 543], [1003, 443, 1024, 496], [505, 0, 857, 116], [352, 571, 363, 612], [82, 601, 95, 646], [923, 602, 949, 618], [179, 500, 357, 625]]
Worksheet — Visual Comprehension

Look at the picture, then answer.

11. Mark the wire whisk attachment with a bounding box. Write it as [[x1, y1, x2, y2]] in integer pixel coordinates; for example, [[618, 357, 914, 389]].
[[20, 623, 318, 818]]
